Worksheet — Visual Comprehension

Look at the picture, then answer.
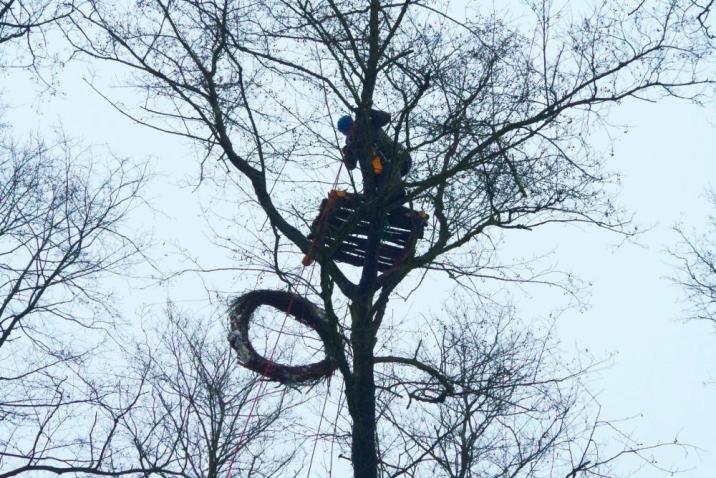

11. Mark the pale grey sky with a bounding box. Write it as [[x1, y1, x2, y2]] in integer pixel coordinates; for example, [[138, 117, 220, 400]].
[[4, 25, 716, 476]]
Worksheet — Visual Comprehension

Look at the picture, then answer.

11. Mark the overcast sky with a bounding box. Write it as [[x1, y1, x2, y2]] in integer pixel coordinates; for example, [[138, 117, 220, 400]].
[[516, 97, 716, 476], [4, 24, 716, 475]]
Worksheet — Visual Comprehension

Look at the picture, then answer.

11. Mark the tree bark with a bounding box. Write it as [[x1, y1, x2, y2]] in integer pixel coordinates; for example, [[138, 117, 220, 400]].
[[349, 321, 378, 478]]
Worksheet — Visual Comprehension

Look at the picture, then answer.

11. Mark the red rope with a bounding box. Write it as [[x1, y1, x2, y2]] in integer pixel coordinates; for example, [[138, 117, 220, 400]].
[[304, 301, 349, 478], [302, 161, 345, 268], [226, 287, 296, 477], [328, 382, 345, 478], [226, 162, 344, 477], [306, 381, 332, 478]]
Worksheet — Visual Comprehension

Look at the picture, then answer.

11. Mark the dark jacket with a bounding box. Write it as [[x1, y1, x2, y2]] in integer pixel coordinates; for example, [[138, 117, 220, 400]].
[[342, 110, 412, 178]]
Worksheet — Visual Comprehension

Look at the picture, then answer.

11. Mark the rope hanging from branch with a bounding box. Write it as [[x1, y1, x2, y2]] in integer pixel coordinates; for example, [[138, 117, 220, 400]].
[[229, 192, 428, 383]]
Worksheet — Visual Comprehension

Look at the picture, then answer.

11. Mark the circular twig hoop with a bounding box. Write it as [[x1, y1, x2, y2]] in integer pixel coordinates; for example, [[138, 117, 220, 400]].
[[228, 289, 338, 384]]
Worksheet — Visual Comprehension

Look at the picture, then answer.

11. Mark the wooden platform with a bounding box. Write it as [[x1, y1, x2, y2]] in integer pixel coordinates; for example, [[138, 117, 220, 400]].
[[305, 191, 427, 271]]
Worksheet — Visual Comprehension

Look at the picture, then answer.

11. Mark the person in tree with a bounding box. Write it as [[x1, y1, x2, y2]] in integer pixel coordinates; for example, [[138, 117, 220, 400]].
[[336, 109, 412, 202]]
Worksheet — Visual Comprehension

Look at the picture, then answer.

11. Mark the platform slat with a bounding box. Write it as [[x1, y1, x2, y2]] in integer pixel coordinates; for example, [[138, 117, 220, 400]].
[[306, 190, 428, 272]]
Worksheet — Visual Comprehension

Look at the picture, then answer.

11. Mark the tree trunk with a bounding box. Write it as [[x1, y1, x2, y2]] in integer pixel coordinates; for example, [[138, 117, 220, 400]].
[[347, 207, 383, 478], [350, 323, 378, 478], [349, 2, 385, 471]]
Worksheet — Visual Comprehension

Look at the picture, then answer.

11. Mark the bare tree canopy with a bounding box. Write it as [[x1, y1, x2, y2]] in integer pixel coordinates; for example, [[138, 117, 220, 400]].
[[0, 137, 144, 349], [672, 191, 716, 325], [115, 310, 301, 478], [65, 0, 713, 478], [0, 132, 293, 478], [0, 0, 73, 67], [0, 132, 149, 477], [63, 0, 714, 282], [1, 0, 704, 476]]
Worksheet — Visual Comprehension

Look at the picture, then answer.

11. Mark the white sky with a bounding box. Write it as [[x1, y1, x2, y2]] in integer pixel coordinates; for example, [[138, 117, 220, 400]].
[[551, 99, 716, 475], [3, 24, 716, 478], [495, 97, 716, 475]]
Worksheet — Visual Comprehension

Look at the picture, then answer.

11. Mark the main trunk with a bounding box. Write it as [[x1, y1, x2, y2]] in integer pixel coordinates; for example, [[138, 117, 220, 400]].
[[350, 2, 386, 471], [350, 324, 377, 478], [347, 208, 383, 478]]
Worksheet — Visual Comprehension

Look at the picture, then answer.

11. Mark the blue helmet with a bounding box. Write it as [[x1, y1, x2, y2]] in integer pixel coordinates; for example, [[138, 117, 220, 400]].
[[336, 115, 354, 133]]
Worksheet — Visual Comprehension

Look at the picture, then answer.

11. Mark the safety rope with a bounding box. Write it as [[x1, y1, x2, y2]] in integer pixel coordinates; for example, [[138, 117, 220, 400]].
[[306, 380, 332, 478], [226, 159, 416, 475], [225, 283, 299, 477], [225, 159, 344, 477], [328, 382, 345, 477], [304, 299, 351, 478]]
